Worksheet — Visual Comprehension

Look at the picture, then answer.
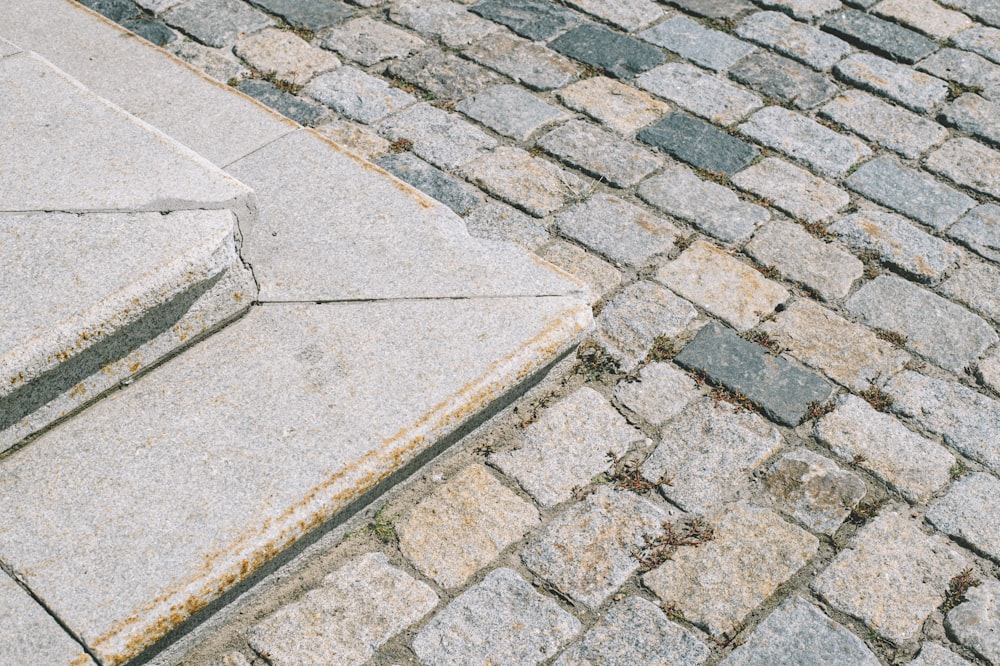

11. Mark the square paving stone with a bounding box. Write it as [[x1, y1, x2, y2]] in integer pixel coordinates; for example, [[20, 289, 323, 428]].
[[554, 596, 710, 666], [552, 192, 677, 267], [236, 79, 327, 125], [562, 0, 664, 32], [538, 241, 622, 304], [164, 0, 274, 47], [319, 17, 424, 66], [639, 16, 756, 72], [638, 164, 769, 243], [412, 568, 581, 665], [248, 553, 439, 666], [615, 362, 702, 427], [872, 0, 972, 40], [376, 102, 496, 171], [763, 449, 867, 535], [834, 53, 949, 114], [813, 509, 969, 644], [948, 204, 1000, 263], [928, 472, 1000, 564], [953, 25, 1000, 66], [656, 241, 789, 332], [815, 394, 955, 504], [539, 120, 663, 188], [731, 158, 850, 224], [940, 260, 1000, 325], [456, 84, 569, 140], [389, 0, 499, 48], [465, 199, 550, 250], [639, 112, 759, 176], [469, 0, 582, 41], [720, 596, 880, 666], [845, 275, 998, 374], [234, 28, 341, 87], [759, 299, 910, 391], [644, 503, 818, 636], [557, 75, 667, 136], [946, 578, 1000, 664], [520, 487, 675, 608], [462, 31, 580, 92], [594, 280, 700, 370], [745, 219, 863, 302], [248, 0, 354, 31], [729, 51, 838, 110], [941, 94, 1000, 148], [489, 387, 645, 507], [304, 66, 416, 123], [926, 137, 1000, 199], [376, 152, 482, 215], [759, 0, 842, 20], [820, 90, 949, 159], [823, 10, 939, 64], [737, 10, 852, 72], [398, 465, 540, 588], [387, 48, 502, 100], [549, 22, 665, 79], [641, 398, 785, 513], [636, 62, 763, 125], [673, 321, 834, 426], [845, 156, 974, 231]]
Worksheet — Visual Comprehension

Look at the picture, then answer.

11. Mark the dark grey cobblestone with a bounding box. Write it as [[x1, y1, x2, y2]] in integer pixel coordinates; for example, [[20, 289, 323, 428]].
[[121, 16, 177, 45], [549, 23, 665, 80], [469, 0, 582, 42], [249, 0, 353, 32], [236, 78, 327, 125], [79, 0, 141, 22], [822, 10, 939, 65], [728, 51, 838, 110], [639, 16, 757, 72], [638, 112, 759, 176], [376, 152, 483, 215]]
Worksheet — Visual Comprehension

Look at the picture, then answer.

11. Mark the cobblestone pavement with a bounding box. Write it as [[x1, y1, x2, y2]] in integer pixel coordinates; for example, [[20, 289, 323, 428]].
[[81, 0, 1000, 663]]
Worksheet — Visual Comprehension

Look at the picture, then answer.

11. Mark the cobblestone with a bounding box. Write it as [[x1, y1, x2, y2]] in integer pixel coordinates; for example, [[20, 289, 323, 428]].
[[745, 219, 863, 302], [948, 204, 1000, 263], [555, 596, 710, 666], [952, 25, 1000, 65], [918, 48, 1000, 102], [376, 152, 482, 214], [594, 280, 699, 370], [729, 51, 838, 110], [823, 10, 939, 64], [829, 210, 961, 284], [673, 321, 833, 425], [563, 0, 664, 32], [557, 76, 668, 136], [389, 0, 499, 48], [615, 362, 702, 427], [490, 387, 644, 507], [319, 17, 425, 66], [872, 0, 973, 40], [835, 53, 949, 114], [820, 90, 948, 159], [941, 93, 1000, 148], [552, 192, 677, 267], [539, 120, 662, 188], [639, 112, 758, 176], [639, 16, 757, 72], [164, 0, 273, 48], [249, 0, 354, 32], [376, 102, 496, 171], [812, 508, 969, 644], [978, 347, 1000, 393], [462, 31, 580, 92], [234, 28, 340, 87], [641, 397, 784, 512], [468, 0, 582, 41], [412, 568, 581, 666], [763, 449, 867, 535], [644, 503, 818, 636], [305, 66, 416, 123], [940, 261, 1000, 325], [759, 0, 843, 21], [456, 84, 569, 141], [459, 146, 589, 217], [235, 79, 327, 125], [737, 10, 853, 72], [638, 164, 769, 243], [549, 23, 665, 80], [465, 199, 550, 250], [731, 157, 850, 223], [927, 472, 1000, 564], [941, 0, 1000, 28], [313, 118, 389, 160], [667, 0, 755, 19], [908, 643, 975, 666], [739, 105, 870, 177], [946, 578, 1000, 664], [636, 62, 763, 125], [167, 39, 249, 82], [537, 240, 622, 303], [721, 596, 879, 665], [926, 137, 1000, 199], [845, 156, 975, 231], [80, 0, 141, 22], [123, 18, 178, 45], [759, 299, 910, 391], [387, 49, 501, 101], [520, 487, 673, 608]]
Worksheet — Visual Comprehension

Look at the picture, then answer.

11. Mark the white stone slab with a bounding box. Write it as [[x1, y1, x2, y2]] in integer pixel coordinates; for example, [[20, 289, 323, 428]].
[[0, 297, 590, 665], [0, 570, 95, 666]]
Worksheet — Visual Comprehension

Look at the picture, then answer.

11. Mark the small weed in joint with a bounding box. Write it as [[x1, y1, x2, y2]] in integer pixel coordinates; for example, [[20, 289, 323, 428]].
[[860, 378, 894, 412], [388, 138, 413, 153], [755, 264, 781, 280], [674, 234, 696, 252], [367, 506, 398, 545], [941, 568, 981, 612], [607, 451, 671, 494], [847, 499, 881, 526], [710, 384, 757, 413], [634, 518, 715, 571], [695, 168, 729, 186], [949, 460, 968, 480], [645, 335, 679, 364], [806, 399, 835, 421], [801, 221, 832, 240], [575, 341, 622, 382], [741, 329, 784, 355], [873, 328, 907, 349]]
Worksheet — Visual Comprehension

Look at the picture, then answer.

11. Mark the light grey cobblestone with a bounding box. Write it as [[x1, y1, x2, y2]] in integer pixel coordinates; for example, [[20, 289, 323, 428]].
[[386, 48, 502, 100], [233, 28, 340, 87], [305, 66, 416, 123], [728, 51, 839, 110], [918, 48, 1000, 102], [636, 62, 763, 125], [946, 578, 1000, 664], [948, 204, 1000, 264], [940, 0, 1000, 28], [377, 102, 496, 170], [823, 9, 939, 65], [667, 0, 755, 19], [908, 643, 974, 666], [538, 120, 663, 189], [556, 76, 668, 136], [615, 361, 702, 427], [168, 39, 249, 83], [732, 157, 850, 223], [952, 25, 1000, 65], [388, 0, 499, 48], [562, 0, 665, 32], [537, 241, 622, 304], [456, 84, 569, 141], [464, 199, 550, 250], [835, 53, 949, 114], [319, 16, 425, 66], [872, 0, 973, 40], [940, 260, 1000, 325], [758, 0, 842, 20], [763, 449, 867, 535], [314, 118, 389, 160], [462, 31, 580, 92], [926, 137, 1000, 199], [820, 89, 949, 159], [978, 347, 1000, 393], [639, 16, 757, 72], [941, 93, 1000, 148], [737, 10, 852, 71], [927, 472, 1000, 564], [163, 0, 273, 47]]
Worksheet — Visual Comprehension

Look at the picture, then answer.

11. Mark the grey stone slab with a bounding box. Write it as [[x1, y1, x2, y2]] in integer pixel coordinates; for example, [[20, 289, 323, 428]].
[[642, 398, 785, 513], [490, 387, 644, 507], [615, 362, 702, 427], [737, 10, 852, 72], [595, 280, 699, 370], [539, 120, 663, 188], [555, 596, 710, 666], [304, 65, 416, 123], [820, 90, 949, 159], [234, 28, 341, 87], [236, 79, 327, 125], [738, 105, 870, 177], [0, 296, 588, 665], [469, 0, 582, 41], [520, 487, 673, 608], [465, 199, 551, 250], [557, 75, 668, 136], [886, 370, 1000, 472], [389, 0, 499, 48], [0, 570, 95, 666], [813, 508, 969, 644], [731, 158, 850, 224], [562, 0, 664, 32], [946, 579, 1000, 664], [948, 204, 1000, 264], [919, 48, 1000, 101], [908, 643, 975, 666], [846, 275, 997, 373], [745, 219, 863, 302], [549, 22, 665, 80], [456, 84, 569, 141], [539, 241, 622, 304], [636, 62, 763, 125], [248, 553, 439, 666], [319, 17, 424, 66], [829, 210, 961, 284], [248, 0, 355, 31], [376, 102, 497, 171], [928, 472, 1000, 564], [942, 94, 1000, 148], [763, 449, 867, 535], [164, 0, 274, 47], [639, 112, 759, 176], [721, 596, 879, 666], [845, 157, 975, 231], [463, 31, 580, 92], [412, 568, 581, 665], [953, 25, 1000, 65], [376, 152, 483, 215], [729, 51, 839, 110], [674, 321, 833, 426], [666, 0, 755, 19], [941, 260, 1000, 325], [759, 0, 843, 20], [553, 193, 677, 267], [926, 137, 1000, 199], [657, 241, 789, 332], [639, 16, 756, 72], [942, 0, 1000, 28], [822, 9, 938, 64], [387, 48, 502, 100], [638, 163, 769, 243], [835, 53, 949, 114]]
